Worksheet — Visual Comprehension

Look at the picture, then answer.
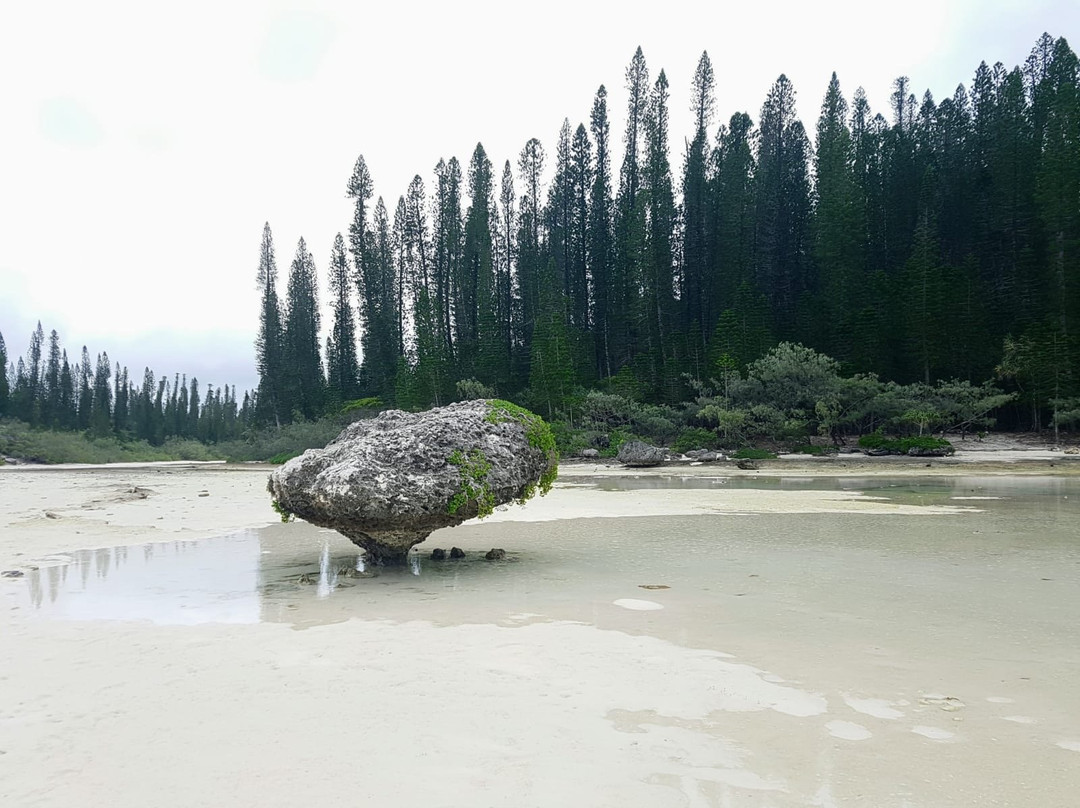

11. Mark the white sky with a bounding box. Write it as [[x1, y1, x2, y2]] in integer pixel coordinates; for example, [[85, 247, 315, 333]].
[[1, 0, 1076, 394]]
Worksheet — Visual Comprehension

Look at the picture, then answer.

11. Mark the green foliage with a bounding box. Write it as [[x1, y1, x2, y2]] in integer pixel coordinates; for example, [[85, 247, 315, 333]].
[[548, 420, 588, 457], [270, 499, 294, 523], [341, 397, 383, 413], [858, 432, 955, 454], [446, 448, 495, 518], [484, 399, 559, 495], [672, 427, 719, 453], [456, 378, 496, 401], [0, 418, 224, 464], [216, 418, 349, 462], [599, 428, 638, 458], [267, 450, 301, 465]]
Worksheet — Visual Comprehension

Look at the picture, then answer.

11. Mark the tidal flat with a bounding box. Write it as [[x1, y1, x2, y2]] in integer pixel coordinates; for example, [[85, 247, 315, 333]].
[[1, 464, 1078, 807]]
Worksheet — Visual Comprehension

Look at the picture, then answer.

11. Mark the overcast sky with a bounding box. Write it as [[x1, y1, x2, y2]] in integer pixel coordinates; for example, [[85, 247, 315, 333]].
[[1, 0, 1076, 394]]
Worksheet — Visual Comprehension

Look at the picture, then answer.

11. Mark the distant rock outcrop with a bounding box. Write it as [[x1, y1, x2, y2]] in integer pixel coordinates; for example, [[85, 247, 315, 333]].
[[268, 400, 558, 563], [616, 440, 666, 467]]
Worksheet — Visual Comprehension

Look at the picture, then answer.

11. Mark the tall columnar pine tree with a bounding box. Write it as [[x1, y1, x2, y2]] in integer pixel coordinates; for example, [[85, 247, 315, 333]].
[[813, 72, 863, 363], [641, 68, 678, 400], [255, 222, 285, 425], [682, 51, 715, 344], [282, 238, 325, 421], [568, 123, 593, 336], [462, 143, 501, 387], [90, 352, 112, 437], [613, 47, 650, 372], [326, 232, 360, 404], [434, 157, 463, 369], [516, 137, 545, 358], [77, 347, 93, 430], [0, 330, 8, 417], [495, 160, 517, 373], [589, 85, 615, 378], [43, 329, 61, 427], [755, 75, 812, 338], [709, 112, 756, 340]]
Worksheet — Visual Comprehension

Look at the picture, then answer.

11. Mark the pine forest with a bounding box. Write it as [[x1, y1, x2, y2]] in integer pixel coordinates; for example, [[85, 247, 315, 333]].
[[3, 35, 1079, 460]]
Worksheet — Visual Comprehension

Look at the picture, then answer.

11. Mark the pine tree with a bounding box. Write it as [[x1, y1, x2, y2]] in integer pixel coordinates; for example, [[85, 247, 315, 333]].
[[90, 352, 112, 437], [42, 329, 61, 427], [682, 51, 715, 341], [327, 232, 360, 404], [282, 238, 325, 420], [710, 112, 756, 322], [813, 72, 862, 362], [77, 347, 93, 430], [495, 161, 517, 376], [434, 157, 463, 370], [255, 222, 285, 425], [0, 330, 8, 418], [568, 123, 592, 335], [755, 75, 813, 337], [462, 143, 499, 386], [641, 68, 678, 398], [188, 377, 200, 437], [516, 137, 546, 359], [613, 47, 651, 373], [589, 85, 615, 377], [58, 351, 75, 430]]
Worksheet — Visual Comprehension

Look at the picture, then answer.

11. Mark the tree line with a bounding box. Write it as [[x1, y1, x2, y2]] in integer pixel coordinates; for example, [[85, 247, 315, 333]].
[[0, 322, 250, 445], [252, 33, 1079, 431], [4, 34, 1077, 447]]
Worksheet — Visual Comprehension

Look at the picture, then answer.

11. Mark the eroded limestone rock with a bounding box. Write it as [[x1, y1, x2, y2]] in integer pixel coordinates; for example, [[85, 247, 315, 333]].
[[616, 440, 666, 467], [268, 400, 557, 563]]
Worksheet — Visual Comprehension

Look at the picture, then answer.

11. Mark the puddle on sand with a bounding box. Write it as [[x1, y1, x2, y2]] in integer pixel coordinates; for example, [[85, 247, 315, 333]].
[[14, 528, 524, 627], [11, 475, 1080, 631], [592, 474, 1079, 511]]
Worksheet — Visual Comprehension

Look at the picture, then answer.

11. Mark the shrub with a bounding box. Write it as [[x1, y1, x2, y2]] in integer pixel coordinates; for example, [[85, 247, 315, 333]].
[[672, 427, 720, 454], [858, 432, 954, 455], [341, 397, 383, 413]]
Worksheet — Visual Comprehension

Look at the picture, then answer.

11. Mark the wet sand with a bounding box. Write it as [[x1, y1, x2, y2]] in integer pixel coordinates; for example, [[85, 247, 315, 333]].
[[2, 459, 1079, 806]]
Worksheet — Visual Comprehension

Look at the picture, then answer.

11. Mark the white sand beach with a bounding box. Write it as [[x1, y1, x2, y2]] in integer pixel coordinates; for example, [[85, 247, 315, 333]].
[[2, 451, 1079, 806]]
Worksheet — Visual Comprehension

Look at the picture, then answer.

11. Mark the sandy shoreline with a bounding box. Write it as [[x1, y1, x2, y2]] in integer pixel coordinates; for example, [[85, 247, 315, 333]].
[[2, 455, 1079, 806]]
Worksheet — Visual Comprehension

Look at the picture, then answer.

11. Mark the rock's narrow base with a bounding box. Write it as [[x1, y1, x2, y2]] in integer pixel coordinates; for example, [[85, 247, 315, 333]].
[[346, 530, 431, 565]]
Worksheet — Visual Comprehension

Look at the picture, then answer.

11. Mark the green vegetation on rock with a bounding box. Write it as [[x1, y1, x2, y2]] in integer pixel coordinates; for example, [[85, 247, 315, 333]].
[[447, 448, 495, 518], [484, 400, 559, 496]]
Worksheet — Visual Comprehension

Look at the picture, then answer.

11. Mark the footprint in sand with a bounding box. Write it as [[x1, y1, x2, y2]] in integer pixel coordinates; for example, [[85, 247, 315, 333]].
[[842, 694, 904, 720], [1000, 715, 1036, 724], [912, 726, 955, 741], [826, 720, 872, 741], [613, 599, 664, 611], [1057, 740, 1080, 753]]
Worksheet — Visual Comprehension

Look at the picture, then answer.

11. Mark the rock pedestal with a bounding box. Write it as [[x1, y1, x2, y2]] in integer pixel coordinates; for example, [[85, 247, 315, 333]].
[[267, 400, 557, 564]]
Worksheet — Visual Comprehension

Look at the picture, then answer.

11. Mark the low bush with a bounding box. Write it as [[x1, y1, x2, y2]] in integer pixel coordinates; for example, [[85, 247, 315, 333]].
[[672, 427, 720, 454], [0, 419, 226, 464], [858, 432, 954, 455]]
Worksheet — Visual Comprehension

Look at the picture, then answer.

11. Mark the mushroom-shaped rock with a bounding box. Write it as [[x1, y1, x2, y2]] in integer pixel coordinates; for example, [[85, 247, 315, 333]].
[[267, 400, 558, 564]]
